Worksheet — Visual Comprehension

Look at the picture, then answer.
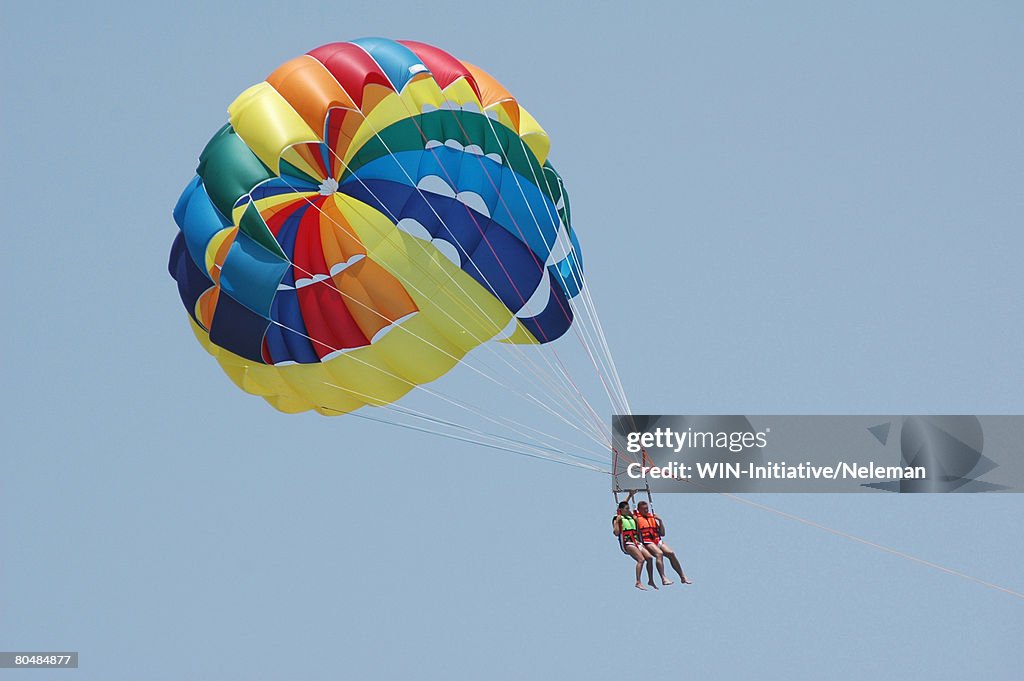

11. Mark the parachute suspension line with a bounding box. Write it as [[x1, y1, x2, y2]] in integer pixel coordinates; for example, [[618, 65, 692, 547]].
[[262, 170, 611, 453], [280, 184, 597, 441], [462, 116, 626, 421], [462, 109, 629, 422], [218, 169, 608, 452], [230, 134, 600, 440], [505, 131, 633, 418], [325, 378, 608, 467], [498, 145, 631, 418], [401, 100, 615, 441], [320, 107, 613, 448], [434, 107, 619, 427], [708, 488, 1024, 601], [575, 277, 632, 414], [321, 386, 608, 469], [347, 408, 607, 473], [385, 401, 608, 468], [286, 190, 609, 454], [256, 308, 607, 465], [268, 307, 602, 462], [499, 127, 628, 419], [310, 112, 610, 444], [543, 355, 610, 443], [348, 83, 613, 434], [431, 107, 618, 427], [340, 103, 612, 446], [437, 104, 625, 422], [317, 380, 603, 467]]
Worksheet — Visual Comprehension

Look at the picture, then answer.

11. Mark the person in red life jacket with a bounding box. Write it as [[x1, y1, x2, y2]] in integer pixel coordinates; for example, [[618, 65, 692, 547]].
[[613, 496, 657, 590], [635, 499, 692, 585]]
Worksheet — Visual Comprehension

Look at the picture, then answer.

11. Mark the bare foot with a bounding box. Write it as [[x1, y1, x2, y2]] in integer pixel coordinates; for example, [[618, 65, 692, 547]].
[[648, 579, 659, 590], [635, 582, 647, 590], [682, 577, 693, 584], [662, 578, 674, 586]]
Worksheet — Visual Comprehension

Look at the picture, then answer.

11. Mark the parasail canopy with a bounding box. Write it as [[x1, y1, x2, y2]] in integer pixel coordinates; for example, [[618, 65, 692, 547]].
[[169, 38, 629, 471]]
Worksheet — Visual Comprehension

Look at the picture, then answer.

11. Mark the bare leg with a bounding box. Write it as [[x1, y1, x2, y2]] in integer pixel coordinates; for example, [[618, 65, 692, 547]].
[[640, 545, 658, 589], [645, 543, 672, 585], [624, 544, 648, 589], [659, 541, 692, 583]]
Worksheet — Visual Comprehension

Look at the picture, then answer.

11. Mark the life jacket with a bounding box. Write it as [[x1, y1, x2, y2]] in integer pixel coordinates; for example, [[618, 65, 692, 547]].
[[636, 513, 662, 543], [617, 514, 639, 544]]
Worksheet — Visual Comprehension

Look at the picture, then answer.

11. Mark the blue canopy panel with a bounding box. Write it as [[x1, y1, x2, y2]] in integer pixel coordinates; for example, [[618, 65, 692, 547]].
[[218, 230, 290, 319], [463, 222, 545, 313], [342, 178, 481, 265], [168, 232, 214, 327], [208, 291, 270, 363], [348, 148, 560, 263], [172, 177, 277, 361], [516, 265, 574, 343], [350, 37, 426, 92], [551, 228, 584, 298], [341, 178, 545, 313], [356, 148, 501, 216], [173, 176, 231, 273], [265, 290, 320, 365]]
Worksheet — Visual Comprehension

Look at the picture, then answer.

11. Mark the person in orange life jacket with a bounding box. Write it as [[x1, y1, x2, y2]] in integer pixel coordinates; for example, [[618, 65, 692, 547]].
[[612, 495, 657, 590], [635, 499, 692, 585]]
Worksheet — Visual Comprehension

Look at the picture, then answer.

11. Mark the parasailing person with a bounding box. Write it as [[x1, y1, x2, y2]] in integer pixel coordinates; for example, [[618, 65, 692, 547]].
[[635, 499, 691, 585], [613, 493, 657, 590]]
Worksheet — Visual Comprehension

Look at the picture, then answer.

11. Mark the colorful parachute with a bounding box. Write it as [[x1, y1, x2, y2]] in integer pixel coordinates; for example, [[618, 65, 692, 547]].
[[169, 38, 585, 415]]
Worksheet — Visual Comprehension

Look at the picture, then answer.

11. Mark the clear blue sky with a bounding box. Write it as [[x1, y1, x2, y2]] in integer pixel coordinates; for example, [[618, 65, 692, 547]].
[[2, 1, 1022, 679]]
